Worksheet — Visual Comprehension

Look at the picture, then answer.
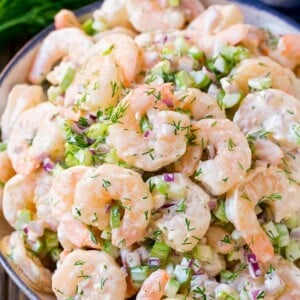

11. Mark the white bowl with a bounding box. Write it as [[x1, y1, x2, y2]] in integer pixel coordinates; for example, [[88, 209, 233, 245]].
[[0, 1, 299, 299]]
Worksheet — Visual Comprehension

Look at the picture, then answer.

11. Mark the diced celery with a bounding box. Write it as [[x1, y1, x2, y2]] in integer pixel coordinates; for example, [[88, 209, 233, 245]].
[[285, 240, 300, 261], [275, 224, 289, 248], [150, 241, 171, 262], [156, 179, 169, 195], [227, 250, 243, 262], [285, 214, 299, 229], [130, 266, 149, 282], [0, 142, 6, 152], [60, 67, 76, 92], [82, 19, 96, 35], [105, 148, 119, 164], [50, 248, 61, 262], [189, 71, 211, 89], [65, 152, 79, 167], [193, 244, 213, 263], [167, 184, 187, 200], [103, 241, 119, 258], [175, 36, 191, 54], [15, 210, 32, 231], [168, 0, 180, 7], [221, 93, 243, 108], [165, 278, 180, 297], [220, 46, 250, 62], [47, 86, 61, 103], [175, 70, 194, 90], [263, 221, 279, 240], [101, 228, 111, 240], [45, 231, 59, 250], [174, 265, 192, 286], [110, 205, 121, 229], [74, 149, 93, 166], [213, 200, 229, 223], [140, 116, 153, 133], [151, 60, 171, 75], [210, 55, 230, 74], [216, 291, 238, 300], [188, 46, 204, 61], [86, 123, 108, 139], [30, 239, 44, 255], [161, 47, 175, 60], [292, 123, 300, 145], [248, 77, 272, 90]]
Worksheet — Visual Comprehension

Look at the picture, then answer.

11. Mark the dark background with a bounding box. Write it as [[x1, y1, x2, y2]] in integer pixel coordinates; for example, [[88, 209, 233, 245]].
[[0, 0, 299, 299]]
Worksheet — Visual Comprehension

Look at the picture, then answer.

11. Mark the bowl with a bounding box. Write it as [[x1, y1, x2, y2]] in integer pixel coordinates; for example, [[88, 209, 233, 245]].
[[0, 1, 299, 299]]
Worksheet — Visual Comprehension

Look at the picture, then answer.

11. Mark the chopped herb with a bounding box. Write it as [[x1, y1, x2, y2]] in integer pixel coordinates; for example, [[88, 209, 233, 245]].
[[74, 260, 85, 266], [176, 199, 187, 213], [102, 44, 114, 55], [257, 290, 266, 299], [102, 179, 111, 191], [77, 270, 91, 280], [221, 235, 232, 244], [144, 210, 149, 221], [141, 148, 155, 160], [110, 81, 119, 98], [227, 137, 237, 151], [110, 102, 129, 124], [195, 168, 203, 177], [99, 277, 108, 290], [185, 218, 195, 231], [260, 193, 282, 202]]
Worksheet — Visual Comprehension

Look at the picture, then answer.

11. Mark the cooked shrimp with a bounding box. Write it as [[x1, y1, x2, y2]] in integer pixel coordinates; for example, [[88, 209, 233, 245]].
[[107, 84, 190, 171], [136, 269, 169, 300], [1, 84, 45, 141], [177, 119, 251, 195], [173, 88, 226, 120], [225, 167, 300, 263], [94, 26, 137, 41], [57, 214, 101, 250], [192, 24, 264, 57], [0, 150, 15, 184], [52, 249, 127, 300], [234, 89, 300, 151], [87, 33, 141, 86], [73, 164, 153, 248], [2, 170, 56, 232], [28, 28, 93, 84], [205, 225, 235, 254], [49, 166, 100, 250], [64, 54, 122, 112], [149, 173, 211, 252], [93, 0, 132, 29], [54, 9, 81, 29], [7, 102, 65, 176], [221, 57, 300, 98], [126, 0, 203, 32], [50, 166, 90, 220], [278, 34, 300, 59], [0, 231, 52, 293], [186, 4, 244, 38]]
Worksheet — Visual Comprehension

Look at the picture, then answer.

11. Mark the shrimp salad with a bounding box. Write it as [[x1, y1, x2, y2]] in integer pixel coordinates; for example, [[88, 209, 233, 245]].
[[1, 1, 300, 299]]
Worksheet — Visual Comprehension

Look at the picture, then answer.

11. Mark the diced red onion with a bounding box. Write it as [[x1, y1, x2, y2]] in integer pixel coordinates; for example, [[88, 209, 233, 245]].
[[136, 247, 150, 262], [162, 98, 173, 107], [105, 204, 112, 213], [161, 203, 176, 209], [87, 137, 95, 145], [194, 268, 205, 275], [23, 227, 29, 234], [163, 173, 175, 182], [251, 289, 264, 300], [208, 199, 217, 211], [71, 122, 86, 134], [246, 252, 262, 278], [148, 257, 161, 267], [290, 227, 300, 240], [144, 130, 150, 138], [88, 113, 97, 123], [42, 158, 55, 172]]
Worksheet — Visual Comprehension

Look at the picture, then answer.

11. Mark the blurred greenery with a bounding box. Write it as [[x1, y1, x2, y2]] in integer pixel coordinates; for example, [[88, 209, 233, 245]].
[[0, 0, 97, 44]]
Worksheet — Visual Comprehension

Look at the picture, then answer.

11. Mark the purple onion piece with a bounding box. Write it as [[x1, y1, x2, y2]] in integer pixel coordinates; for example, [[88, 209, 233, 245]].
[[42, 158, 55, 172], [290, 227, 300, 240], [161, 203, 176, 209], [163, 173, 175, 182], [208, 199, 217, 211], [87, 137, 95, 145], [246, 252, 262, 278], [148, 257, 161, 267], [162, 98, 173, 107], [105, 204, 112, 213], [144, 130, 150, 138], [194, 268, 205, 275], [251, 289, 264, 300]]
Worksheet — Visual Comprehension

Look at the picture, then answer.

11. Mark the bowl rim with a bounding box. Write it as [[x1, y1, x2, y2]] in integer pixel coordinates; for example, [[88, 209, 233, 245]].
[[0, 0, 300, 299]]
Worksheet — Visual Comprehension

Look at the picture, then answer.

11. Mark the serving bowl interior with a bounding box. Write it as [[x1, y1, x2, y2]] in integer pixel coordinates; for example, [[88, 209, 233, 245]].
[[0, 0, 299, 299]]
